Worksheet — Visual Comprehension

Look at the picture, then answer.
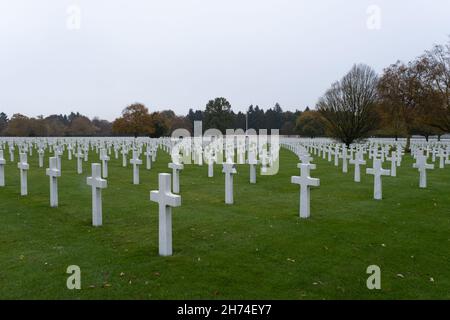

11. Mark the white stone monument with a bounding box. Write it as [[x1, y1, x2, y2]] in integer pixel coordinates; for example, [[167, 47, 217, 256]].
[[150, 173, 181, 256], [100, 148, 110, 178], [291, 163, 320, 218], [38, 148, 44, 168], [386, 152, 397, 177], [413, 154, 434, 188], [349, 152, 366, 182], [145, 148, 152, 170], [0, 150, 5, 187], [168, 162, 184, 194], [17, 153, 29, 196], [76, 149, 83, 174], [222, 161, 237, 204], [248, 152, 259, 184], [122, 147, 128, 167], [340, 146, 349, 173], [130, 150, 142, 185], [366, 159, 390, 200], [46, 157, 61, 207], [87, 163, 107, 227]]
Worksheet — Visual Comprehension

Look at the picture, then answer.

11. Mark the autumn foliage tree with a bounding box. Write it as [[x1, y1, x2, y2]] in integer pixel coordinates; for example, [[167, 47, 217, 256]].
[[69, 116, 97, 136], [417, 39, 450, 133], [295, 110, 326, 138], [378, 59, 443, 147], [112, 103, 155, 137], [4, 114, 32, 136]]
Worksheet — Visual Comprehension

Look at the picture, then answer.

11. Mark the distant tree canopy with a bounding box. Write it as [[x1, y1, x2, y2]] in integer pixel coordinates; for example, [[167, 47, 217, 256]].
[[295, 110, 326, 138], [0, 101, 303, 137], [203, 97, 233, 133], [377, 41, 450, 148], [0, 112, 8, 134], [112, 103, 155, 137]]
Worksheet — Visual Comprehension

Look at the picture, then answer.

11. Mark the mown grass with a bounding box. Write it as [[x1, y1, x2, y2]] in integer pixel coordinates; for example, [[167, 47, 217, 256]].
[[0, 147, 449, 299]]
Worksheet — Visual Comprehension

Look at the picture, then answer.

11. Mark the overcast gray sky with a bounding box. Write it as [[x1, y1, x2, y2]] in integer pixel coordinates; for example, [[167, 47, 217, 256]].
[[0, 0, 449, 121]]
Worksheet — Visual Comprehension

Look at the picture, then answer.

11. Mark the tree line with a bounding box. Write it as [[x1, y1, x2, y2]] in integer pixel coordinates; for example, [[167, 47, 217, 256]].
[[0, 112, 112, 137], [0, 102, 303, 137]]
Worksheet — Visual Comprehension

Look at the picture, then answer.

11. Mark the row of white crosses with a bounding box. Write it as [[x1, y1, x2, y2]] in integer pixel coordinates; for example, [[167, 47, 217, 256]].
[[282, 136, 447, 208], [148, 137, 276, 255], [149, 136, 276, 254], [286, 136, 450, 199], [0, 138, 163, 224], [2, 136, 449, 256]]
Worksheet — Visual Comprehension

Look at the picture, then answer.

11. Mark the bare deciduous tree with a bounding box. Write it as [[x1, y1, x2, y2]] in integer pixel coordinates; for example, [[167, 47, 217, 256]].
[[317, 64, 379, 146]]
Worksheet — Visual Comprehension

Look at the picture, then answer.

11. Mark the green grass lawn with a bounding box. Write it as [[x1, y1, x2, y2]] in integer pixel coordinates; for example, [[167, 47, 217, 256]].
[[0, 147, 449, 299]]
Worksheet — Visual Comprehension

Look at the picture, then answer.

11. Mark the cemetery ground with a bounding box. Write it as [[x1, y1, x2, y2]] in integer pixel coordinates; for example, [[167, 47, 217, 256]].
[[0, 148, 449, 300]]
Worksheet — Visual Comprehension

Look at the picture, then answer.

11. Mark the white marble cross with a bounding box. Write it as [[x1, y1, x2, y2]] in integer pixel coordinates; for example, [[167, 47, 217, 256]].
[[366, 159, 390, 200], [168, 162, 184, 193], [0, 150, 5, 187], [291, 163, 320, 218], [260, 149, 269, 174], [334, 146, 339, 167], [299, 153, 316, 170], [150, 173, 181, 256], [68, 144, 73, 160], [349, 151, 366, 182], [17, 152, 29, 196], [9, 147, 14, 162], [222, 161, 237, 204], [130, 150, 142, 185], [413, 154, 434, 188], [100, 148, 110, 178], [248, 151, 259, 184], [340, 145, 349, 173], [437, 149, 446, 169], [145, 147, 152, 170], [431, 148, 438, 162], [83, 145, 89, 162], [87, 163, 107, 227], [396, 148, 403, 167], [38, 148, 44, 168], [122, 147, 128, 167], [386, 152, 397, 177], [207, 156, 214, 178], [46, 157, 61, 207], [54, 146, 62, 172], [76, 148, 83, 174]]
